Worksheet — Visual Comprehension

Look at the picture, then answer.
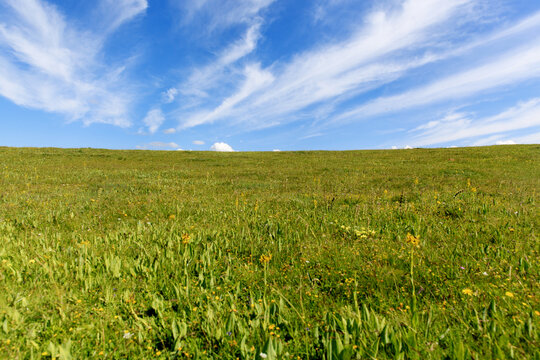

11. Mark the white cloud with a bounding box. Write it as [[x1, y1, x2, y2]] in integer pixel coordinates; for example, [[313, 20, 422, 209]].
[[163, 88, 178, 103], [99, 0, 147, 33], [134, 0, 274, 136], [181, 63, 274, 129], [0, 0, 144, 126], [470, 134, 504, 146], [496, 140, 516, 145], [168, 2, 540, 140], [193, 140, 205, 145], [177, 0, 275, 31], [391, 146, 398, 149], [136, 141, 181, 150], [143, 108, 165, 134], [220, 21, 262, 65], [404, 145, 414, 149], [509, 132, 540, 144], [210, 142, 234, 152], [272, 149, 280, 152], [163, 128, 177, 134], [408, 98, 540, 146], [175, 0, 474, 130], [177, 20, 263, 103], [335, 43, 540, 122]]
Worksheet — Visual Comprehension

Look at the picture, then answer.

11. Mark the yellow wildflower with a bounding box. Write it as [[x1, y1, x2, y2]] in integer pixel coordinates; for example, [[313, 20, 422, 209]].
[[260, 254, 272, 264], [181, 233, 191, 244], [169, 214, 176, 220], [462, 288, 474, 296], [505, 292, 515, 298], [406, 233, 420, 247]]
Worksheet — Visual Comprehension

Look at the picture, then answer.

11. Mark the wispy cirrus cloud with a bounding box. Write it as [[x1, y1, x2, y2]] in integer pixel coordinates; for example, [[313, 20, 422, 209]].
[[136, 141, 181, 150], [407, 98, 540, 146], [174, 0, 476, 130], [177, 21, 264, 101], [163, 88, 179, 103], [333, 43, 540, 123], [160, 0, 274, 130], [167, 0, 540, 154], [0, 0, 146, 126], [508, 131, 540, 145], [143, 108, 165, 134], [98, 0, 147, 33], [180, 63, 274, 129], [177, 0, 274, 31]]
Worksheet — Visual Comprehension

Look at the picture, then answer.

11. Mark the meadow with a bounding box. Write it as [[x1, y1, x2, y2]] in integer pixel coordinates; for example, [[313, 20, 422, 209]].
[[0, 145, 538, 359]]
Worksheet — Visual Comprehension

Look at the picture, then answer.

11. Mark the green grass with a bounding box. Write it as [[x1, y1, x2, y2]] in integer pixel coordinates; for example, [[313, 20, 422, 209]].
[[0, 145, 538, 359]]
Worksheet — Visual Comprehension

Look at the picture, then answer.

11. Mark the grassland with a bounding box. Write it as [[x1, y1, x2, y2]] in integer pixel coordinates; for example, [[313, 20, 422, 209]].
[[0, 145, 538, 359]]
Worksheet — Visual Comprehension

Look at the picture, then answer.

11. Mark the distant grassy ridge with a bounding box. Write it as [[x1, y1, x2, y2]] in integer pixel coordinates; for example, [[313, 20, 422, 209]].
[[0, 145, 538, 359]]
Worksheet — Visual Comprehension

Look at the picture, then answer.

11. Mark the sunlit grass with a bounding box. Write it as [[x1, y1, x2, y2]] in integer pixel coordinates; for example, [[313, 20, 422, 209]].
[[0, 145, 538, 359]]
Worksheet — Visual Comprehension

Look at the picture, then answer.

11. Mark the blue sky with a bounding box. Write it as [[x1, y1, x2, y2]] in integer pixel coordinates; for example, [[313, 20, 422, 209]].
[[1, 0, 540, 151]]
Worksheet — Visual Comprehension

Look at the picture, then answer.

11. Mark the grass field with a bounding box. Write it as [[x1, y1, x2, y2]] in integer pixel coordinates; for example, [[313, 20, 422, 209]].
[[0, 145, 538, 359]]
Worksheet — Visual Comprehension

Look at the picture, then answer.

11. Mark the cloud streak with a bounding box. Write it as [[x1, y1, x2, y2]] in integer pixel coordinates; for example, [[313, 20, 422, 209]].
[[175, 0, 475, 130], [168, 0, 540, 152], [177, 0, 274, 31], [334, 43, 540, 123], [408, 98, 540, 146], [136, 141, 181, 150], [99, 0, 148, 33], [0, 0, 146, 126], [177, 21, 263, 101], [181, 63, 274, 129], [143, 108, 165, 134]]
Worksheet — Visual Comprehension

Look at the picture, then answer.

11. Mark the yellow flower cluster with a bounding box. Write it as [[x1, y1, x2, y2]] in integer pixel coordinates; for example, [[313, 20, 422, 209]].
[[340, 225, 376, 239], [406, 233, 420, 247], [259, 254, 272, 264], [181, 233, 191, 244], [354, 228, 376, 239]]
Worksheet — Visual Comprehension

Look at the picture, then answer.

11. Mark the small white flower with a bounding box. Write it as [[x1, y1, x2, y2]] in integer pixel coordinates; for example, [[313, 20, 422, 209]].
[[482, 272, 488, 276], [260, 353, 268, 359], [123, 332, 133, 339]]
